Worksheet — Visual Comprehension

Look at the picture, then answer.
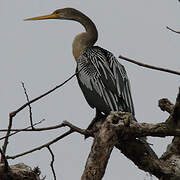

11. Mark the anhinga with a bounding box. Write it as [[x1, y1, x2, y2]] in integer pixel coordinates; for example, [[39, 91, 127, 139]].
[[25, 8, 157, 158], [25, 8, 134, 118]]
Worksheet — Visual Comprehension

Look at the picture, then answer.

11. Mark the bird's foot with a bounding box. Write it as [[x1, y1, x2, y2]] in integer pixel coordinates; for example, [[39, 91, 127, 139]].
[[84, 113, 106, 139], [110, 111, 133, 127]]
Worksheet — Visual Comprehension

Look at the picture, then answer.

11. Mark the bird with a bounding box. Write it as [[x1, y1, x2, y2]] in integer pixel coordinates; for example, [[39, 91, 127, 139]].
[[25, 8, 134, 120], [25, 8, 157, 158]]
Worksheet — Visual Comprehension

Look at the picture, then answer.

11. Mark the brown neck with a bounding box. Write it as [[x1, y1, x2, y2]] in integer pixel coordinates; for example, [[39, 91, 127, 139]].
[[72, 12, 98, 61]]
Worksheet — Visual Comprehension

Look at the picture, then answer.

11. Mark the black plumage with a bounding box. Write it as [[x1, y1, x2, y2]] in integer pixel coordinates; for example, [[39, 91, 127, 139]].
[[76, 46, 135, 116]]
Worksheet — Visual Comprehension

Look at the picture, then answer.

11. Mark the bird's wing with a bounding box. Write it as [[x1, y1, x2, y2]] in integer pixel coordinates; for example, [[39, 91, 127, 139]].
[[105, 50, 135, 115], [76, 47, 129, 114]]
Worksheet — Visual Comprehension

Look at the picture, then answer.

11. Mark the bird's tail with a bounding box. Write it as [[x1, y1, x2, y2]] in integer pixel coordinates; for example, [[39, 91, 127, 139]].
[[138, 137, 158, 158], [133, 116, 158, 158]]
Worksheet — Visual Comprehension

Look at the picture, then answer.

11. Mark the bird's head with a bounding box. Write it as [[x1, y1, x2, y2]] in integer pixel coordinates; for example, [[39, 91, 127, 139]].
[[24, 8, 83, 21]]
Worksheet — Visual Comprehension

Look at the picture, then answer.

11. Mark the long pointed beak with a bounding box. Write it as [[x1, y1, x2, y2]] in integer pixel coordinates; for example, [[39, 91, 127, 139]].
[[24, 14, 59, 21]]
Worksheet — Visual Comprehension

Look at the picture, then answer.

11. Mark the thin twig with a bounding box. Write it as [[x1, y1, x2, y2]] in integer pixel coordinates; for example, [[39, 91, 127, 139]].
[[0, 122, 64, 132], [0, 119, 45, 141], [21, 82, 34, 129], [0, 120, 92, 135], [167, 26, 180, 34], [0, 147, 9, 172], [9, 71, 80, 119], [6, 121, 90, 160], [119, 55, 180, 76], [7, 130, 73, 159], [47, 146, 56, 180], [2, 71, 80, 157]]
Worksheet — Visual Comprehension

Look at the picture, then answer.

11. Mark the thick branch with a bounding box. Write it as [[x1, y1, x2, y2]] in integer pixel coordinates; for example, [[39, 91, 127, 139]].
[[160, 88, 180, 180], [159, 98, 174, 114], [116, 89, 180, 180], [172, 88, 180, 123], [112, 119, 180, 137], [82, 87, 180, 180], [0, 148, 9, 172], [81, 116, 118, 180]]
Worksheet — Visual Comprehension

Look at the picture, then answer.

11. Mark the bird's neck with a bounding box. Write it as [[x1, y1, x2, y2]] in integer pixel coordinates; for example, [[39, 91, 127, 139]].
[[72, 14, 98, 61]]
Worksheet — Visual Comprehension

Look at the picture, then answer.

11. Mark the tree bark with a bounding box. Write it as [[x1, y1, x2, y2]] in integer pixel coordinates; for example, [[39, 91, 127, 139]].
[[81, 88, 180, 180], [81, 116, 118, 180]]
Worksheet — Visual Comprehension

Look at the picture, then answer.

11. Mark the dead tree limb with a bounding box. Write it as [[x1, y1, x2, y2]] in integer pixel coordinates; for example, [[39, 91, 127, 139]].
[[119, 55, 180, 76], [167, 26, 180, 34], [81, 116, 118, 180], [1, 71, 79, 160], [81, 88, 180, 180]]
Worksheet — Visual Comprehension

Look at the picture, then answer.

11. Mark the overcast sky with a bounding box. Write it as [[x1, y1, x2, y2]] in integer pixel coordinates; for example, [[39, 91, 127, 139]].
[[0, 0, 180, 179]]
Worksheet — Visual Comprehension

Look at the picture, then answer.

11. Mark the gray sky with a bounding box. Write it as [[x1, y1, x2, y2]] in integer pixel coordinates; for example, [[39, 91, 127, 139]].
[[0, 0, 180, 179]]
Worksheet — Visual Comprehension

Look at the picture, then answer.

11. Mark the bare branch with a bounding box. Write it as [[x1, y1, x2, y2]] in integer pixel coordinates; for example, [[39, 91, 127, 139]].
[[81, 87, 180, 179], [119, 55, 180, 76], [167, 26, 180, 34], [0, 119, 45, 141], [0, 120, 92, 134], [9, 71, 79, 120], [172, 87, 180, 123], [1, 72, 79, 158], [0, 123, 64, 132], [111, 116, 180, 138], [47, 146, 56, 180], [159, 98, 174, 114], [21, 82, 34, 129], [81, 117, 117, 180], [62, 120, 92, 137], [0, 148, 9, 172], [6, 130, 73, 160], [1, 113, 13, 158], [6, 120, 92, 160], [82, 109, 180, 179]]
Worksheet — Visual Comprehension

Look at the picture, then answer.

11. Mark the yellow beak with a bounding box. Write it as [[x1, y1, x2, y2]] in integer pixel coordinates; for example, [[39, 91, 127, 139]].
[[24, 14, 59, 21]]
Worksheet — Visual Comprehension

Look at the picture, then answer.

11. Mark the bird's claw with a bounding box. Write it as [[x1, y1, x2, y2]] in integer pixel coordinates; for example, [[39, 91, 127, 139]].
[[110, 111, 132, 127]]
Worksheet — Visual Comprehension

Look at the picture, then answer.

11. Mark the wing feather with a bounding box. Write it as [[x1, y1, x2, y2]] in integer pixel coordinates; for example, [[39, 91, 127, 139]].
[[76, 46, 135, 115]]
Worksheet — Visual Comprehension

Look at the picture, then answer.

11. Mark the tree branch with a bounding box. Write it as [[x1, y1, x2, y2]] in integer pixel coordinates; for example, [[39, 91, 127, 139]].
[[159, 98, 174, 114], [1, 71, 79, 159], [21, 82, 34, 129], [6, 130, 73, 160], [6, 120, 91, 160], [81, 116, 118, 180], [9, 71, 79, 120], [0, 119, 45, 141], [47, 146, 56, 180], [81, 88, 180, 180], [0, 148, 9, 172], [167, 26, 180, 34], [119, 55, 180, 76]]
